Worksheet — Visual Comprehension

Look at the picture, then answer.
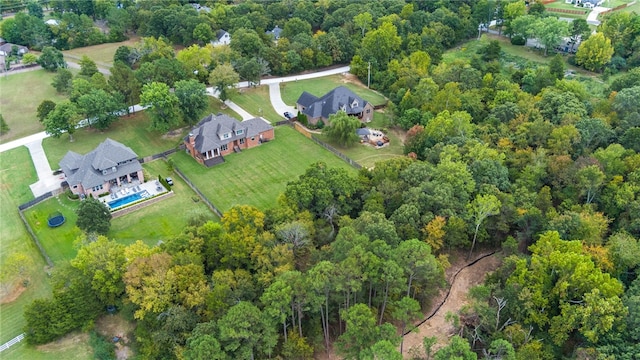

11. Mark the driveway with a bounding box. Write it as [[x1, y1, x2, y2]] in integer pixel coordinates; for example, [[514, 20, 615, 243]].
[[25, 139, 63, 197], [268, 83, 297, 118], [587, 6, 610, 26]]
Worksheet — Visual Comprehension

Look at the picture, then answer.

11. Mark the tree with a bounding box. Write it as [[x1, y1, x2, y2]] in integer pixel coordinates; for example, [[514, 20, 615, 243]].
[[576, 165, 605, 204], [359, 21, 402, 69], [0, 252, 34, 292], [193, 23, 214, 45], [217, 301, 277, 359], [322, 111, 360, 147], [569, 19, 591, 51], [576, 32, 614, 72], [549, 54, 565, 80], [174, 79, 208, 125], [336, 303, 399, 359], [37, 46, 66, 71], [394, 239, 442, 298], [282, 17, 312, 39], [533, 16, 569, 56], [393, 296, 422, 354], [77, 89, 125, 130], [208, 63, 239, 102], [434, 336, 477, 360], [76, 197, 112, 235], [43, 101, 79, 141], [139, 82, 181, 132], [78, 55, 99, 77], [108, 62, 141, 115], [37, 100, 56, 123], [467, 194, 501, 259], [51, 68, 73, 94], [354, 12, 373, 37], [176, 44, 213, 83], [70, 236, 125, 305], [22, 53, 37, 65], [27, 1, 44, 18]]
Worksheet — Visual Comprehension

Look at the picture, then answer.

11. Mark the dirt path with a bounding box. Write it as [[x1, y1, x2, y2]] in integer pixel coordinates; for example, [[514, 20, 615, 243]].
[[402, 252, 502, 358]]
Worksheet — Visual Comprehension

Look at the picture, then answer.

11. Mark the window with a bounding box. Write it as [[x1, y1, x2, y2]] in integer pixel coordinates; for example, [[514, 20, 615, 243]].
[[366, 109, 371, 114], [223, 133, 230, 139], [236, 129, 243, 135], [221, 144, 228, 151], [251, 137, 255, 141], [239, 138, 245, 144]]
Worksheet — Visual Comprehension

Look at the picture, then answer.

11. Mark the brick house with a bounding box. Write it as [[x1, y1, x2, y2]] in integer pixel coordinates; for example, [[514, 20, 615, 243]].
[[296, 86, 374, 126], [59, 138, 144, 197], [184, 113, 274, 167]]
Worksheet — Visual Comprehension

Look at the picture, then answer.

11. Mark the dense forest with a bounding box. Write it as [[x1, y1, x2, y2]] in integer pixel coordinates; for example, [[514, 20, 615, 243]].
[[6, 0, 640, 359]]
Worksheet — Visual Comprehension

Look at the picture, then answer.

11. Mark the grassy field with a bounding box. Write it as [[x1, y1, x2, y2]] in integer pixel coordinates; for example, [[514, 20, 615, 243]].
[[229, 86, 282, 123], [171, 126, 357, 212], [314, 111, 405, 169], [1, 335, 92, 360], [0, 70, 68, 143], [63, 36, 141, 69], [0, 147, 53, 347], [280, 74, 388, 107], [23, 159, 217, 264], [43, 97, 239, 169]]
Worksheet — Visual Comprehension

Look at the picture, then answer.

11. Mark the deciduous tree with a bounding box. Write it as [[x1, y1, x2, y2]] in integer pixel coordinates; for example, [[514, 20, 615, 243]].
[[43, 100, 79, 141], [323, 110, 360, 147], [174, 79, 208, 125], [76, 197, 112, 234], [208, 63, 239, 102], [576, 32, 614, 72], [139, 81, 181, 132]]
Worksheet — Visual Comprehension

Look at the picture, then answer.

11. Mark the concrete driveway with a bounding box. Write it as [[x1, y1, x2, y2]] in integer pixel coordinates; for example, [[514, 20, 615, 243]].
[[268, 83, 297, 119], [25, 140, 64, 197]]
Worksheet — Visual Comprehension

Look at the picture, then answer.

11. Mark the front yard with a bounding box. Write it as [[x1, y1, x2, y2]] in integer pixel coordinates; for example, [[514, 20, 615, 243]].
[[171, 125, 357, 212], [279, 74, 388, 107], [229, 86, 283, 123]]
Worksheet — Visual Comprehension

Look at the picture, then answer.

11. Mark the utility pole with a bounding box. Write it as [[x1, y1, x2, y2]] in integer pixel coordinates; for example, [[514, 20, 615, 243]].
[[367, 61, 371, 89]]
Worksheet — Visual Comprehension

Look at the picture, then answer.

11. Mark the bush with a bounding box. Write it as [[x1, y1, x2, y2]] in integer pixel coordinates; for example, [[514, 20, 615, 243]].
[[297, 112, 308, 126], [89, 331, 116, 360], [158, 175, 171, 191], [67, 189, 80, 200], [510, 35, 526, 46], [316, 118, 325, 129], [0, 114, 9, 135]]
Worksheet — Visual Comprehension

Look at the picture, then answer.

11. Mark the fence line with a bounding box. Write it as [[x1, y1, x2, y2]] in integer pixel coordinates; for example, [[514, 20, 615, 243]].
[[309, 135, 363, 169], [18, 192, 53, 211], [139, 148, 179, 164], [0, 333, 25, 352], [173, 167, 223, 218]]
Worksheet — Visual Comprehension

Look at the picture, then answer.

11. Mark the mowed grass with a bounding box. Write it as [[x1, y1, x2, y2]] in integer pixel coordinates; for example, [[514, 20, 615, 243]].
[[43, 97, 238, 169], [171, 126, 357, 212], [0, 70, 68, 143], [314, 111, 405, 169], [280, 74, 388, 107], [229, 86, 282, 123], [23, 159, 218, 264], [63, 36, 141, 68], [1, 335, 92, 360], [0, 147, 53, 347]]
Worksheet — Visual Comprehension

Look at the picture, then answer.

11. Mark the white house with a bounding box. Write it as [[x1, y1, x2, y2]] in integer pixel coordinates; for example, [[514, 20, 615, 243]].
[[211, 30, 231, 46]]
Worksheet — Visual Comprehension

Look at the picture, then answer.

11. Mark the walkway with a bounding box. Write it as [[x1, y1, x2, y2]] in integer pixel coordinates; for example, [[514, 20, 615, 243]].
[[587, 6, 610, 26]]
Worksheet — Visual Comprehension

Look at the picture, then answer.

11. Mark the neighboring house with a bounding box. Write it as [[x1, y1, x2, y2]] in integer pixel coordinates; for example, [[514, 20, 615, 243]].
[[185, 113, 275, 167], [296, 86, 374, 126], [190, 3, 211, 12], [266, 25, 283, 41], [574, 0, 603, 7], [60, 138, 144, 197], [211, 30, 231, 46], [0, 43, 28, 56], [44, 19, 60, 26]]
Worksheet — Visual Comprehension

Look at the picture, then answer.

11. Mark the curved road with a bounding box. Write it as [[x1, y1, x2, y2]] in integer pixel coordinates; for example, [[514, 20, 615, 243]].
[[0, 65, 350, 197]]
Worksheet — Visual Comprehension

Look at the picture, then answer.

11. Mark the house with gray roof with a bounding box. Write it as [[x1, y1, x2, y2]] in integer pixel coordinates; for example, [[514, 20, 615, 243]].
[[266, 25, 283, 41], [296, 86, 374, 126], [0, 43, 28, 56], [59, 138, 144, 197], [184, 113, 274, 167], [211, 30, 231, 46]]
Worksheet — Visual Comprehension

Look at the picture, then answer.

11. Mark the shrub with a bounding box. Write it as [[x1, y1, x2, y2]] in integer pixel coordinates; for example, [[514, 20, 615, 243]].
[[0, 114, 9, 135], [316, 118, 325, 129], [510, 35, 526, 46], [297, 112, 308, 126], [67, 189, 80, 200], [158, 175, 171, 191], [89, 331, 116, 360]]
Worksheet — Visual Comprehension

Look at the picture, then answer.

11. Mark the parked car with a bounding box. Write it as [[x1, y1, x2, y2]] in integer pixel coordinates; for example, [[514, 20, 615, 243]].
[[53, 168, 64, 175], [166, 177, 174, 186], [283, 111, 293, 119]]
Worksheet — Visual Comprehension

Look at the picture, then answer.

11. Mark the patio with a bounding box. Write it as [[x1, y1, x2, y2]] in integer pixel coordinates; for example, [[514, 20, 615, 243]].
[[99, 180, 169, 210]]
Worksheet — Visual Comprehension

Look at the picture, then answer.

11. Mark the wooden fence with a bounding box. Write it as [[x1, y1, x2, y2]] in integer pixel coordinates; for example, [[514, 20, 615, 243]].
[[546, 7, 587, 14], [173, 167, 223, 218]]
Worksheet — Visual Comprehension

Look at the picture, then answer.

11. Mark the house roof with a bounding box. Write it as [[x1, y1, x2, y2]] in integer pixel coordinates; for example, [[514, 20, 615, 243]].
[[187, 114, 273, 153], [266, 25, 282, 39], [59, 138, 142, 189], [0, 43, 28, 54], [216, 30, 229, 40], [296, 86, 369, 120], [44, 19, 60, 26]]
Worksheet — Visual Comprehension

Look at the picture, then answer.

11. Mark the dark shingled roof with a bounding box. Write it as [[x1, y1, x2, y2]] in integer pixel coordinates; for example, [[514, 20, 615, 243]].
[[296, 86, 369, 120], [59, 138, 142, 189], [216, 30, 229, 41], [186, 114, 273, 153]]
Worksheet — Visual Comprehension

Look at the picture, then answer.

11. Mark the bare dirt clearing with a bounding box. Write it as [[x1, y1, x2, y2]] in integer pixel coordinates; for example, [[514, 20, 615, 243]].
[[402, 252, 502, 358], [95, 314, 135, 360]]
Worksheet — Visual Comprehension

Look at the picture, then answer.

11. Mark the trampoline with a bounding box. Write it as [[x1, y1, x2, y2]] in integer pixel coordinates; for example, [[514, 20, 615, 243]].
[[47, 212, 66, 228]]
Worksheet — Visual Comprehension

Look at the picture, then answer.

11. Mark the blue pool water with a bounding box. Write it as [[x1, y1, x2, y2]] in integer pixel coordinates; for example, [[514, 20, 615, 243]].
[[108, 192, 143, 209]]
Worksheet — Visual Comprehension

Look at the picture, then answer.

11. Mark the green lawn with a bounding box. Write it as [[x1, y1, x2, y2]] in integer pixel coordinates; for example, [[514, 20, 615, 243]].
[[1, 337, 92, 360], [314, 111, 405, 169], [23, 159, 218, 264], [0, 147, 53, 346], [0, 70, 68, 143], [63, 36, 141, 69], [280, 75, 388, 107], [171, 126, 357, 212], [229, 86, 282, 123], [43, 97, 238, 169]]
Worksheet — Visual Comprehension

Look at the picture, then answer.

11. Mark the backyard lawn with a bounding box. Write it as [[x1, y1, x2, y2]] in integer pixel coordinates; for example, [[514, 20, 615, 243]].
[[0, 147, 53, 348], [279, 74, 388, 107], [43, 97, 239, 169], [62, 36, 141, 69], [314, 111, 405, 169], [0, 70, 68, 143], [229, 85, 282, 123], [23, 159, 217, 264], [171, 125, 357, 212]]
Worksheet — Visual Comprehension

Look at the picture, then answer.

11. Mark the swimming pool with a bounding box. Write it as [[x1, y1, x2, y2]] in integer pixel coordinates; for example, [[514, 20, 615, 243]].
[[108, 192, 143, 209]]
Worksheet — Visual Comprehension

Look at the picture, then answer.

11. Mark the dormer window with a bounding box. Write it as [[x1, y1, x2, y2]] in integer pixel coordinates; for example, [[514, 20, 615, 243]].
[[223, 132, 230, 139], [351, 99, 358, 108], [236, 129, 243, 135], [340, 104, 346, 111]]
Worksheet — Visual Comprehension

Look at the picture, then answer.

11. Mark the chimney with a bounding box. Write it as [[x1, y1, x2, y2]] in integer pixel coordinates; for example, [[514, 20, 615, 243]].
[[188, 133, 195, 146]]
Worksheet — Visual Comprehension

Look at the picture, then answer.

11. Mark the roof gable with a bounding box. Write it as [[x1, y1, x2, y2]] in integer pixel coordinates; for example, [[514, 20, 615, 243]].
[[188, 114, 273, 152]]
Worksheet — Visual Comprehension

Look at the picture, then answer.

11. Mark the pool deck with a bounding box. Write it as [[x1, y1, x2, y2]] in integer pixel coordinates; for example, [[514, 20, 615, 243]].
[[99, 180, 169, 210]]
